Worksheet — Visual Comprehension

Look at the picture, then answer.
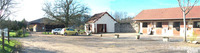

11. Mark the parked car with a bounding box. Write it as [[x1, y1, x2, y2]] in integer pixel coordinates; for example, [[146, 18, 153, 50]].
[[51, 28, 62, 35], [60, 28, 79, 36]]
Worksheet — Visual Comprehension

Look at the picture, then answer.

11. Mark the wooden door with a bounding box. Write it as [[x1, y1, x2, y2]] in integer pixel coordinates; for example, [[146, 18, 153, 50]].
[[97, 24, 107, 33]]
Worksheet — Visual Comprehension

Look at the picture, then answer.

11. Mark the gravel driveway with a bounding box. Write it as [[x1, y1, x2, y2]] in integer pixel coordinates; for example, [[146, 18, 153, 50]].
[[13, 32, 200, 53]]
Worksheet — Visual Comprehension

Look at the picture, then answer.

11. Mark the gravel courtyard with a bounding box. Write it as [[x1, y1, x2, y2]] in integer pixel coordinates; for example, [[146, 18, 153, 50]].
[[14, 32, 200, 53]]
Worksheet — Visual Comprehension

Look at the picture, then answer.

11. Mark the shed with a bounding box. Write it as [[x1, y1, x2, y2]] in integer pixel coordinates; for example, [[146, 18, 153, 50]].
[[85, 12, 117, 33]]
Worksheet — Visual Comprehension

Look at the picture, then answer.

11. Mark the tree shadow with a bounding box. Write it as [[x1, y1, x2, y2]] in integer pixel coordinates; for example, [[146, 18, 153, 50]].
[[20, 46, 58, 53], [65, 35, 91, 36], [137, 49, 187, 53]]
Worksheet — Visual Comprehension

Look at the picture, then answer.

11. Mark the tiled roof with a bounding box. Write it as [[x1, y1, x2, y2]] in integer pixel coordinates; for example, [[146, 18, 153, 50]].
[[29, 18, 50, 24], [86, 12, 116, 23], [133, 6, 200, 20], [29, 18, 61, 25]]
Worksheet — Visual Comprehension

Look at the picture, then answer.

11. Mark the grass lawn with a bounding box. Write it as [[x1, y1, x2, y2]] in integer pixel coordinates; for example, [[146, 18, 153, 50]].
[[0, 39, 21, 53], [9, 32, 30, 37], [42, 32, 53, 35]]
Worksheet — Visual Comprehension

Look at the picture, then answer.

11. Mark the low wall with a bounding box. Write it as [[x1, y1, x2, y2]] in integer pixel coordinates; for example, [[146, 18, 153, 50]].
[[115, 23, 137, 33]]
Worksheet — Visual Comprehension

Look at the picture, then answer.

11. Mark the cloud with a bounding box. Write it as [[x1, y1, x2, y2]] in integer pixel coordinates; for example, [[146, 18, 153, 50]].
[[14, 0, 45, 21]]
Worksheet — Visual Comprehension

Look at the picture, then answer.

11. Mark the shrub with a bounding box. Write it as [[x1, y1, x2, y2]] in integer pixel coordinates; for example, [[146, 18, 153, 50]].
[[188, 32, 198, 42], [16, 29, 23, 37]]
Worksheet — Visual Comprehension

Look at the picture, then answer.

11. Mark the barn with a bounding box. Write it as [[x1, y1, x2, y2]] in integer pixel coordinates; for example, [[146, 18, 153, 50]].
[[85, 12, 117, 34], [29, 18, 65, 32]]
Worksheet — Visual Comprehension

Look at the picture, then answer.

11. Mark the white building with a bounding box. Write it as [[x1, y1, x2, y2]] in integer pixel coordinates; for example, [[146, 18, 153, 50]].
[[85, 12, 117, 34]]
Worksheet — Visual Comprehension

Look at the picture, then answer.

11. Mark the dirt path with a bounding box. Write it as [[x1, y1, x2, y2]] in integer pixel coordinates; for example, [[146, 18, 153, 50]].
[[14, 32, 97, 53], [13, 32, 199, 53]]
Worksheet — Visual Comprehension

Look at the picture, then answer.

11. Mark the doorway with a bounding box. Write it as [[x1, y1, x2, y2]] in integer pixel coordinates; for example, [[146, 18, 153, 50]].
[[97, 24, 107, 33]]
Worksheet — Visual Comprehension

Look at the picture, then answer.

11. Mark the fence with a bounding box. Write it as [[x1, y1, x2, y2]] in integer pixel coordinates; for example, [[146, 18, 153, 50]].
[[0, 28, 9, 50]]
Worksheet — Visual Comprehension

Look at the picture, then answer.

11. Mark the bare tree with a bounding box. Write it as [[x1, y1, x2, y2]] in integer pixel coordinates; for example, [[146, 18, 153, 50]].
[[43, 0, 89, 27], [113, 11, 128, 23], [0, 0, 15, 20], [177, 0, 199, 42]]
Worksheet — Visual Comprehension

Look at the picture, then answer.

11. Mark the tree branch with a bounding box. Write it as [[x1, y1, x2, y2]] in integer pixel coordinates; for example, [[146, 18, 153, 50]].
[[185, 0, 199, 15]]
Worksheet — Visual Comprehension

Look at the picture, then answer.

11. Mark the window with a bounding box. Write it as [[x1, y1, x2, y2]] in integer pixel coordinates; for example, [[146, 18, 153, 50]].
[[193, 21, 200, 28], [67, 29, 75, 31], [156, 22, 162, 27], [143, 22, 148, 27], [173, 22, 180, 27]]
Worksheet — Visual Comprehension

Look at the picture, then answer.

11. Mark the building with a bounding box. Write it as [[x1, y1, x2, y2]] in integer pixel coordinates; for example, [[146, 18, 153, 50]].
[[133, 6, 200, 36], [29, 18, 65, 32], [85, 12, 117, 33]]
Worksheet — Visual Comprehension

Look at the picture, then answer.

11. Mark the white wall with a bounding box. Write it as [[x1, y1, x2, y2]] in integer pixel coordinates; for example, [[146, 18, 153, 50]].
[[95, 14, 117, 32], [139, 22, 143, 33], [91, 23, 95, 32]]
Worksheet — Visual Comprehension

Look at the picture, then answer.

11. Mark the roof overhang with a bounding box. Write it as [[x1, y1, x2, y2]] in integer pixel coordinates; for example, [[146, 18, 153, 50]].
[[133, 17, 200, 21]]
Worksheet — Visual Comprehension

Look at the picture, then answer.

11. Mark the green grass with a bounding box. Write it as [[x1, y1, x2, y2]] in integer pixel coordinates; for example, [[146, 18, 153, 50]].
[[78, 30, 85, 34], [9, 32, 16, 37], [42, 32, 53, 35], [0, 39, 21, 53], [9, 32, 30, 37]]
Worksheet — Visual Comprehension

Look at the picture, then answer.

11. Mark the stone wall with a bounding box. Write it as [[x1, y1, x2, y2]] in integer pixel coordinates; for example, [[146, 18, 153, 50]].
[[115, 23, 138, 33]]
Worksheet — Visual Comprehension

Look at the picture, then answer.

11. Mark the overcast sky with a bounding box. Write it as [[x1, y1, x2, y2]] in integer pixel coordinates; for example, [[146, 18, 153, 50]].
[[14, 0, 200, 21]]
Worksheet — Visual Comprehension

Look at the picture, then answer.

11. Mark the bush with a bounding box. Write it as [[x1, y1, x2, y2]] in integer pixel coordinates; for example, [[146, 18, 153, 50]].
[[188, 32, 198, 42], [16, 29, 23, 37]]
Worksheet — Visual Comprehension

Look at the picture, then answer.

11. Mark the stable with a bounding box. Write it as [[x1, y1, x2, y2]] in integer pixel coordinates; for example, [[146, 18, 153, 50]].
[[85, 12, 117, 33], [133, 6, 200, 36]]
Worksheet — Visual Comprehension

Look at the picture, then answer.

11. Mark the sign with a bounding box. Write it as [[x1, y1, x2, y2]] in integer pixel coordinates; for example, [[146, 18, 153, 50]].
[[0, 28, 8, 36]]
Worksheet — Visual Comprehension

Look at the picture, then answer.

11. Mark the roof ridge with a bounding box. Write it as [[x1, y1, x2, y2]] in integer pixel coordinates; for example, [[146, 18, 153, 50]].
[[143, 5, 200, 11]]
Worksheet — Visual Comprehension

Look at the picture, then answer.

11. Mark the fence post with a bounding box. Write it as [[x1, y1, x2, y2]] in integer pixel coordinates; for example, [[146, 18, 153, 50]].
[[2, 30, 5, 50], [23, 28, 25, 37], [8, 30, 10, 43]]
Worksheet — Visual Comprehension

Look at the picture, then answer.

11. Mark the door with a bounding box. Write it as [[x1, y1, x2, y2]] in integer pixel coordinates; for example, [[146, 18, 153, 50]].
[[97, 24, 107, 33], [66, 29, 76, 35], [162, 22, 169, 35]]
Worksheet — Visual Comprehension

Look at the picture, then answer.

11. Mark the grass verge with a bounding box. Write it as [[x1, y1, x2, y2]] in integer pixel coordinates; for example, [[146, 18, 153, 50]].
[[0, 39, 21, 53], [42, 32, 53, 35], [9, 32, 30, 37]]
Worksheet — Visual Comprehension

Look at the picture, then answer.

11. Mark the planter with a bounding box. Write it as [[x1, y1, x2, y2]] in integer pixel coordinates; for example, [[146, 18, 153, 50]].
[[99, 33, 102, 37], [115, 34, 119, 38], [163, 37, 169, 42], [188, 41, 200, 44], [136, 35, 140, 39]]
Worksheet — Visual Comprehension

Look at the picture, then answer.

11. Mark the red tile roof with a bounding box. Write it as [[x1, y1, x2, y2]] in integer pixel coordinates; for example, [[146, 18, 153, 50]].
[[86, 12, 116, 23], [133, 6, 200, 20]]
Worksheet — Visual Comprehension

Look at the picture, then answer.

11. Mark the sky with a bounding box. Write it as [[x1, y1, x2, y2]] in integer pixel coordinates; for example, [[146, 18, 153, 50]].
[[14, 0, 200, 21]]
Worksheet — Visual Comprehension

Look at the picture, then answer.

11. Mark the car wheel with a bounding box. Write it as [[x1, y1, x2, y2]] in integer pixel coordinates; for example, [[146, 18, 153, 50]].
[[64, 33, 67, 36], [75, 33, 78, 36]]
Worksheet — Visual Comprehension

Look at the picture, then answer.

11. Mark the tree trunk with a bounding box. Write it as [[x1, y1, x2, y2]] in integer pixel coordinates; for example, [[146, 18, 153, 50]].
[[2, 31, 5, 50], [23, 28, 25, 37], [183, 12, 187, 42]]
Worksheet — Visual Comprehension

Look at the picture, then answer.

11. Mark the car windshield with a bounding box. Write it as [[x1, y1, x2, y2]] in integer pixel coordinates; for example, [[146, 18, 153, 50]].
[[55, 29, 62, 31], [66, 29, 74, 31], [54, 28, 62, 31]]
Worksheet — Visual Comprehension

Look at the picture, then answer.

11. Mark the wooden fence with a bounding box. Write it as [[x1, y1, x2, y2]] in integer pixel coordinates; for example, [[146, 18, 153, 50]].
[[0, 28, 9, 50]]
